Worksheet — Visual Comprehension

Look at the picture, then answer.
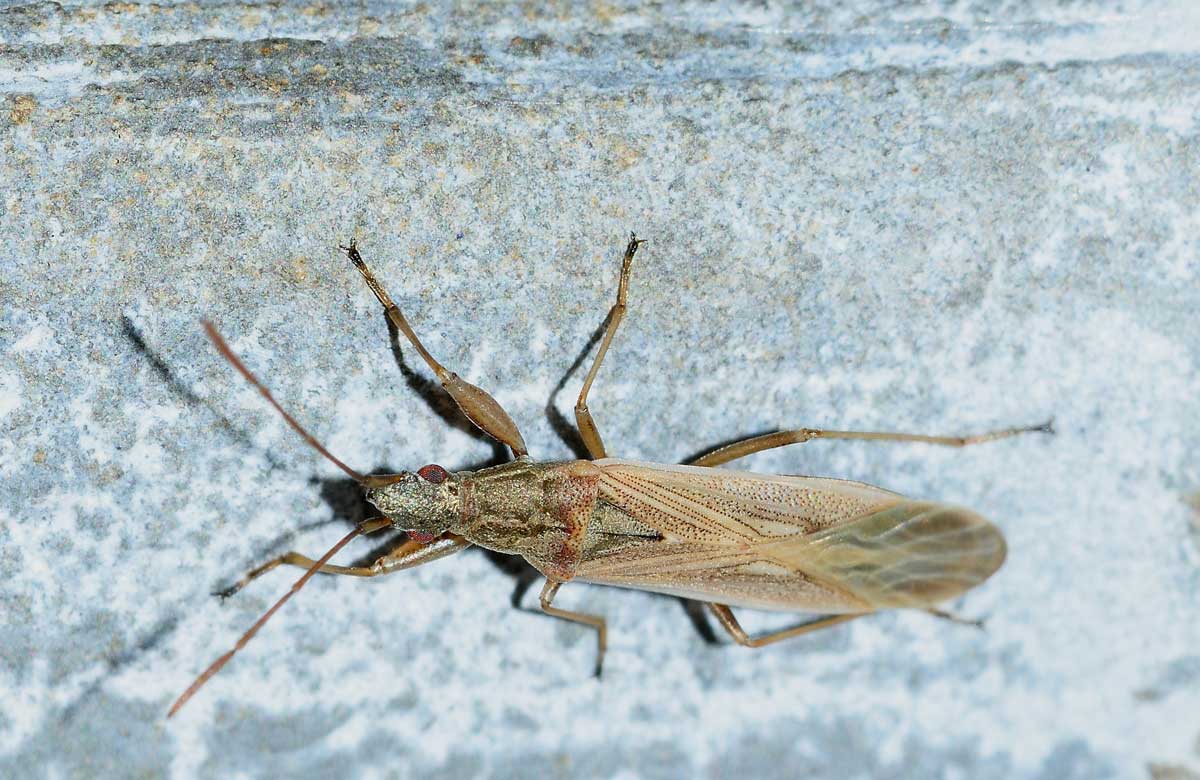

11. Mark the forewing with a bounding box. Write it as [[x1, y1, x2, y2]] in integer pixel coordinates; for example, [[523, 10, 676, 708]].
[[592, 459, 905, 541], [581, 460, 1004, 611], [579, 460, 905, 611]]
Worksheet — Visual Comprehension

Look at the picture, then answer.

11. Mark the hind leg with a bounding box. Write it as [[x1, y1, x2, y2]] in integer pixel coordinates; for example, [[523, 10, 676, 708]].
[[708, 604, 865, 647], [691, 420, 1054, 467]]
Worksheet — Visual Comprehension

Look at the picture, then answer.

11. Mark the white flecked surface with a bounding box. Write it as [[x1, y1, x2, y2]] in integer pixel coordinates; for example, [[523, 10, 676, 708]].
[[2, 2, 1199, 778]]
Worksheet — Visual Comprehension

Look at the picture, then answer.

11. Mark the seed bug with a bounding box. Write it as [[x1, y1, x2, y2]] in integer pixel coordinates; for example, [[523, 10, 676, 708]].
[[167, 234, 1052, 716]]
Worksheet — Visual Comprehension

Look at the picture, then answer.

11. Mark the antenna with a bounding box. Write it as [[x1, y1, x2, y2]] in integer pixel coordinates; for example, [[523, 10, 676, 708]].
[[201, 321, 368, 483]]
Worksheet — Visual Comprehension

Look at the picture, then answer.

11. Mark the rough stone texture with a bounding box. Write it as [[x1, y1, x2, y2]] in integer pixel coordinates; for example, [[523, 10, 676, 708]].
[[2, 1, 1199, 778]]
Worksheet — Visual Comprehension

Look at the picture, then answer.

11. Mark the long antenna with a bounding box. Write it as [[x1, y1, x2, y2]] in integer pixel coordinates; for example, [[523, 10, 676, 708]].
[[167, 517, 392, 717], [202, 321, 368, 483]]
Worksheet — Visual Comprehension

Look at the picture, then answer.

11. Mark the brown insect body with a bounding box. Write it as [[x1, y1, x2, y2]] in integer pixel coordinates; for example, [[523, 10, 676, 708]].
[[372, 457, 1005, 614], [168, 234, 1048, 717]]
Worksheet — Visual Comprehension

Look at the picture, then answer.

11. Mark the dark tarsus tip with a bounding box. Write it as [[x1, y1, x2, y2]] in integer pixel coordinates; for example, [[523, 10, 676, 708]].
[[340, 241, 360, 260], [212, 585, 238, 601]]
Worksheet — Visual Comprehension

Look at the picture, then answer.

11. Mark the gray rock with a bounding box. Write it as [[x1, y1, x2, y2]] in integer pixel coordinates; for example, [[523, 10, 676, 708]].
[[2, 1, 1198, 777]]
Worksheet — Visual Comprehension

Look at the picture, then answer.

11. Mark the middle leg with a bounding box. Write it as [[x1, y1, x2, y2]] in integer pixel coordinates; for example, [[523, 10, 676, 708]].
[[538, 580, 608, 676]]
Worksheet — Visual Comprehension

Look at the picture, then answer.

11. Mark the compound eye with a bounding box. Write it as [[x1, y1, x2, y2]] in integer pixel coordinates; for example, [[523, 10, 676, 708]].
[[416, 464, 449, 484]]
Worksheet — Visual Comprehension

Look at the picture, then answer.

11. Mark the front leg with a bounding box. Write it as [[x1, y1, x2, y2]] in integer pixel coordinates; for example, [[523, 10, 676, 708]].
[[342, 240, 528, 457], [218, 532, 471, 598]]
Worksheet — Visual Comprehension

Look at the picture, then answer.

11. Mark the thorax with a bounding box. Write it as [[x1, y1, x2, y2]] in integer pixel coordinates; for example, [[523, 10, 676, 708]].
[[455, 458, 606, 578]]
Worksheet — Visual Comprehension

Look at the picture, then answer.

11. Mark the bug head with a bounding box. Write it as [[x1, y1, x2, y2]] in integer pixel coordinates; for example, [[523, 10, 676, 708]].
[[365, 464, 460, 540]]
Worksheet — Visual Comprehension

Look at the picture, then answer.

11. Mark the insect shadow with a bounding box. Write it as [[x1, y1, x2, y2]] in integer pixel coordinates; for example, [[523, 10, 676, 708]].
[[78, 319, 280, 718], [60, 613, 181, 726]]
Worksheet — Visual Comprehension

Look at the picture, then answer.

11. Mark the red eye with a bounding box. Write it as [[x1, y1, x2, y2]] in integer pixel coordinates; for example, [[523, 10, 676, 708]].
[[417, 464, 449, 483]]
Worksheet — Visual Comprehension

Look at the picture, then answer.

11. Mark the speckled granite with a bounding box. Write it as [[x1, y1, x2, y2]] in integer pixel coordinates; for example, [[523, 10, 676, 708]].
[[2, 1, 1199, 778]]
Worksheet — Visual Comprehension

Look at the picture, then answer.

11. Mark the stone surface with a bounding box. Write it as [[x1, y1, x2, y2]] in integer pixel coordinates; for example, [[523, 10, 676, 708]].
[[2, 1, 1199, 777]]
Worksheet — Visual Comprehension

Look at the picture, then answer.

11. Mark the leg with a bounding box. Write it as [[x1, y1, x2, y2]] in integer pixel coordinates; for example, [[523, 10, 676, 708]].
[[575, 233, 645, 459], [690, 419, 1054, 467], [341, 240, 528, 457], [539, 580, 608, 676], [708, 604, 866, 647], [925, 607, 984, 629], [218, 532, 471, 598]]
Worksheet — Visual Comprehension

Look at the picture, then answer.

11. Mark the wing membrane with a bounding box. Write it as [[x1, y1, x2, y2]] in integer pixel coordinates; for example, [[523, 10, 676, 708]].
[[769, 501, 1006, 608]]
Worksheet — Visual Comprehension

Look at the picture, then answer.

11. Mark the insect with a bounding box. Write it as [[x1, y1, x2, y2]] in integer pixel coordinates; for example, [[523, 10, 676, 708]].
[[168, 234, 1051, 716]]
